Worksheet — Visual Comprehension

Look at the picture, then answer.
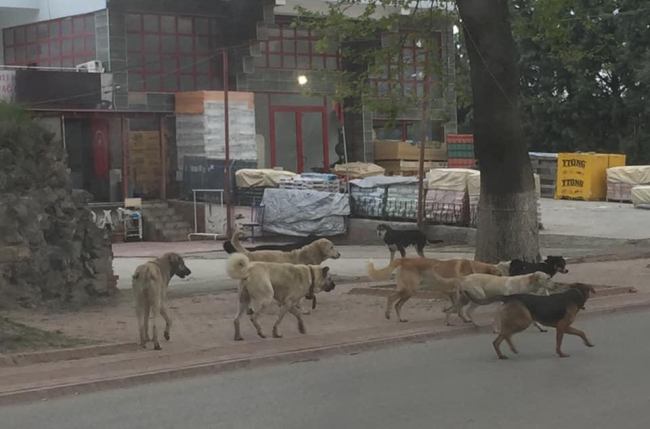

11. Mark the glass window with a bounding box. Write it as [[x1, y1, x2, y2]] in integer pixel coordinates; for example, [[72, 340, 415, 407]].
[[73, 37, 84, 53], [162, 75, 177, 91], [38, 24, 48, 39], [144, 54, 160, 72], [179, 36, 193, 52], [26, 25, 37, 43], [129, 72, 143, 90], [15, 27, 25, 44], [61, 19, 72, 36], [145, 75, 161, 91], [178, 17, 192, 34], [73, 18, 85, 33], [5, 47, 15, 63], [161, 36, 177, 53], [161, 16, 176, 33], [49, 22, 60, 38], [85, 36, 95, 53], [195, 18, 209, 35], [179, 75, 194, 91], [62, 39, 72, 55], [3, 29, 14, 46], [85, 16, 95, 33], [126, 14, 141, 32], [144, 35, 159, 52], [143, 15, 159, 32], [127, 34, 142, 52], [269, 55, 281, 68]]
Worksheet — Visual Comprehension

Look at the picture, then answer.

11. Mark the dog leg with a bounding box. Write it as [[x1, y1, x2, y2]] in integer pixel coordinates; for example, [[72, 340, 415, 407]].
[[233, 292, 250, 341], [397, 246, 406, 258], [493, 334, 509, 360], [250, 304, 266, 339], [143, 302, 151, 343], [289, 305, 306, 334], [533, 321, 548, 333], [272, 304, 292, 338], [505, 336, 519, 354], [555, 325, 569, 358], [394, 293, 412, 323], [385, 291, 401, 320], [151, 297, 162, 350], [160, 304, 172, 341], [135, 295, 147, 348], [416, 243, 425, 258], [463, 302, 479, 325], [389, 247, 396, 262], [296, 301, 311, 316], [565, 326, 595, 348]]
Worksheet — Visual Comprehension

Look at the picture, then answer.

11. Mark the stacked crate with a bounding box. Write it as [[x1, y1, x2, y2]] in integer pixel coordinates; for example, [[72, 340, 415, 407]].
[[446, 134, 476, 169], [373, 140, 447, 176], [385, 184, 418, 219], [350, 186, 385, 217], [279, 175, 340, 193]]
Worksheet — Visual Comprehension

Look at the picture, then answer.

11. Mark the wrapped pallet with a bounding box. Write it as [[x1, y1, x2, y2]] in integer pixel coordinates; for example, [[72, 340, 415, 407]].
[[350, 176, 417, 218], [235, 169, 297, 188], [425, 168, 479, 225], [385, 184, 418, 219], [606, 166, 650, 202], [333, 162, 385, 179], [631, 186, 650, 209]]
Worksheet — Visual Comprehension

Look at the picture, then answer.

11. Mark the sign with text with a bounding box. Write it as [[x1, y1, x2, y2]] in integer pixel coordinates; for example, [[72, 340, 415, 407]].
[[0, 71, 16, 102]]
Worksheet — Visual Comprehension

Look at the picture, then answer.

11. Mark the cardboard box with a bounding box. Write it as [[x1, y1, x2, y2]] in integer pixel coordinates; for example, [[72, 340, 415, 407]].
[[373, 140, 447, 161]]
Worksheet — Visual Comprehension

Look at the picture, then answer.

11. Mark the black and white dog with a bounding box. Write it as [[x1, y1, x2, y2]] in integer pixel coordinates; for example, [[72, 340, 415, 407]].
[[376, 223, 442, 260], [509, 256, 569, 278]]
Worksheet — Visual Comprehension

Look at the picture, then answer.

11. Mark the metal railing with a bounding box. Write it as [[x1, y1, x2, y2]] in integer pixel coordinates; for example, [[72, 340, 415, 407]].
[[350, 196, 474, 226]]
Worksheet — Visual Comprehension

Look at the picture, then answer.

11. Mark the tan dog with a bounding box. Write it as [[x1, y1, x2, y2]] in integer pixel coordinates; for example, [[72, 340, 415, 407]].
[[230, 231, 341, 265], [367, 257, 504, 324], [132, 253, 192, 350], [227, 253, 335, 341], [429, 269, 556, 328], [462, 283, 596, 359]]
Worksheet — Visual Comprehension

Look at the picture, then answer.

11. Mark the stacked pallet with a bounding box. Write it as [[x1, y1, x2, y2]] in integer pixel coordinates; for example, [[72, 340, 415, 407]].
[[425, 168, 478, 225], [279, 173, 340, 193], [606, 165, 650, 202], [529, 152, 558, 198], [446, 134, 476, 169], [373, 139, 447, 176], [385, 185, 418, 219]]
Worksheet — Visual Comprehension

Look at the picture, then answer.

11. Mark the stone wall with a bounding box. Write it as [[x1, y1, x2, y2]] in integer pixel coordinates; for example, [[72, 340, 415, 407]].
[[0, 107, 116, 309]]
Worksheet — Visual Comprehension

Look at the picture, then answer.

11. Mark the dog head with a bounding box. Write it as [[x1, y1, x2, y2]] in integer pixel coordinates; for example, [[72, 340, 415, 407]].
[[315, 239, 341, 260], [376, 224, 388, 239], [487, 263, 506, 277], [531, 271, 555, 290], [305, 266, 336, 306], [569, 283, 596, 308], [545, 256, 568, 274], [494, 261, 511, 276], [166, 253, 192, 279]]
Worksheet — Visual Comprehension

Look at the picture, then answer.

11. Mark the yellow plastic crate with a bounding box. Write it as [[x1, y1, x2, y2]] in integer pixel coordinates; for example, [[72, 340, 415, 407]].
[[555, 153, 609, 201], [607, 154, 626, 168]]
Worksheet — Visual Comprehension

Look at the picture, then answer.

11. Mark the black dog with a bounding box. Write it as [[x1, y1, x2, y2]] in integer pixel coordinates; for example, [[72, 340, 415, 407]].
[[509, 256, 568, 278], [223, 234, 321, 254], [376, 223, 442, 260]]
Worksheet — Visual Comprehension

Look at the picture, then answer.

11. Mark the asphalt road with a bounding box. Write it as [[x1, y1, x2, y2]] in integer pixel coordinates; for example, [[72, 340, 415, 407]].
[[3, 311, 649, 429]]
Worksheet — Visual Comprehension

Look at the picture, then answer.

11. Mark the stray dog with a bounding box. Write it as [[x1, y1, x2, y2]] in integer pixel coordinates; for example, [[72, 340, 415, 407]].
[[223, 234, 321, 254], [428, 269, 556, 328], [367, 257, 503, 324], [462, 283, 596, 359], [131, 253, 192, 350], [227, 253, 335, 340], [509, 256, 569, 278], [376, 223, 443, 260], [230, 231, 340, 265]]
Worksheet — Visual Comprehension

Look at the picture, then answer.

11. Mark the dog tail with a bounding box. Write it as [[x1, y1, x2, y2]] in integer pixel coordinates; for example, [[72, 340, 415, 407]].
[[366, 258, 401, 280], [223, 241, 237, 254], [226, 253, 250, 280], [230, 231, 250, 256]]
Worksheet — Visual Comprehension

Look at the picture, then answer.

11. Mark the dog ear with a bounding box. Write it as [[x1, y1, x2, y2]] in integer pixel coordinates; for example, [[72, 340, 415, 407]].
[[587, 285, 597, 295]]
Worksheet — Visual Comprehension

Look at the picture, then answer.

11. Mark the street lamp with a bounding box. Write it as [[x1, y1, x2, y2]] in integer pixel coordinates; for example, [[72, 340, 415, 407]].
[[297, 75, 308, 86]]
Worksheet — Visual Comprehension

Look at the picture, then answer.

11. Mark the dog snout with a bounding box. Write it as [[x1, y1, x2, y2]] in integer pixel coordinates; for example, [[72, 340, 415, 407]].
[[324, 281, 336, 292], [333, 251, 341, 259]]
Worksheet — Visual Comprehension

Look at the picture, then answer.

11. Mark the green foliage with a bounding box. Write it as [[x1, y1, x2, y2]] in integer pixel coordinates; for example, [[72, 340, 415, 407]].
[[512, 0, 650, 163], [294, 0, 455, 122]]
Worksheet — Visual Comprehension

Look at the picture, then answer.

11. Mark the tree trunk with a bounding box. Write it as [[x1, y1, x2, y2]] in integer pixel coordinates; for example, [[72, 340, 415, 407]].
[[456, 0, 539, 263]]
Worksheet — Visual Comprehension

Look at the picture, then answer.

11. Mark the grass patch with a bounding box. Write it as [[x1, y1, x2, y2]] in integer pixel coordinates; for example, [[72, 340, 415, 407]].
[[0, 317, 93, 354]]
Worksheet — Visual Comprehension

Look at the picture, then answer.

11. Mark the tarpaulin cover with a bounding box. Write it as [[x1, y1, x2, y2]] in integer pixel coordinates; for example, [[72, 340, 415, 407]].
[[350, 175, 417, 188], [426, 168, 479, 191], [631, 185, 650, 206], [606, 166, 650, 185], [334, 162, 385, 178], [261, 188, 350, 236], [235, 169, 297, 188]]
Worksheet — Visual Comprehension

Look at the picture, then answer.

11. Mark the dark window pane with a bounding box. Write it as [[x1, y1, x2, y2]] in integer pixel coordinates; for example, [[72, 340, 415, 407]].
[[74, 56, 85, 66], [254, 56, 265, 68], [129, 72, 143, 90], [326, 57, 338, 70], [179, 56, 194, 72], [144, 54, 160, 71], [268, 25, 280, 38], [161, 16, 175, 33], [268, 40, 280, 53], [283, 40, 295, 54], [179, 75, 194, 91], [127, 54, 143, 69], [162, 74, 177, 91], [269, 54, 281, 68], [73, 18, 84, 34], [161, 35, 177, 53], [161, 56, 177, 72], [143, 15, 159, 32], [62, 39, 72, 54], [196, 59, 209, 73], [282, 26, 294, 38], [195, 18, 209, 35], [38, 24, 48, 39], [39, 60, 49, 67], [85, 16, 95, 33], [39, 42, 48, 57], [49, 22, 60, 38], [3, 29, 14, 46], [311, 56, 323, 69], [15, 46, 25, 62], [50, 58, 61, 67], [61, 57, 72, 68], [145, 75, 161, 91], [283, 55, 296, 69], [26, 45, 37, 60], [296, 29, 309, 38], [196, 75, 210, 90], [62, 20, 72, 36], [195, 37, 209, 54], [296, 55, 309, 68], [297, 40, 309, 54], [85, 36, 95, 53], [144, 35, 159, 52], [178, 36, 193, 52], [127, 34, 142, 52], [126, 14, 141, 32], [73, 37, 84, 53], [26, 26, 37, 43], [178, 17, 192, 34], [5, 47, 15, 63], [15, 27, 25, 44]]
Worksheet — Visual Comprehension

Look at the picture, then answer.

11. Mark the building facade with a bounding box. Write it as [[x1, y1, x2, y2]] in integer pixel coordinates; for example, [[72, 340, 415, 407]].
[[1, 0, 457, 203]]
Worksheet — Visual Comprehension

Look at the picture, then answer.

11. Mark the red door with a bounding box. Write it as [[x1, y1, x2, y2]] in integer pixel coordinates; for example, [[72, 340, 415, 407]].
[[269, 106, 329, 173]]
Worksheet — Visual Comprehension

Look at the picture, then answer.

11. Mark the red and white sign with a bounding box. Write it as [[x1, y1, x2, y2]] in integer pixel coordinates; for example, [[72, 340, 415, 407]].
[[0, 71, 16, 102]]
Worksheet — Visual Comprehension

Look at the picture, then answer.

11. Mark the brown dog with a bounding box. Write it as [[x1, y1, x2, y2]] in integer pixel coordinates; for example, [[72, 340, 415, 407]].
[[132, 253, 192, 350], [463, 283, 596, 359], [367, 257, 503, 324]]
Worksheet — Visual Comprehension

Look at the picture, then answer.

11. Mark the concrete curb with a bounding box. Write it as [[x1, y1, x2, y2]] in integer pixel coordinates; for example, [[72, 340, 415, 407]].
[[0, 343, 140, 368], [1, 299, 649, 408]]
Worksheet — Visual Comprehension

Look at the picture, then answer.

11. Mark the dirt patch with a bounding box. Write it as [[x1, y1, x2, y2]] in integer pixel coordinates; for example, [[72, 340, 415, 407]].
[[0, 317, 92, 354]]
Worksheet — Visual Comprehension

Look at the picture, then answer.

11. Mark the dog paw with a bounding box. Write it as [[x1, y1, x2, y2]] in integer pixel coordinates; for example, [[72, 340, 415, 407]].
[[385, 313, 391, 320], [498, 355, 509, 360], [154, 344, 162, 351], [585, 342, 595, 348], [558, 353, 570, 358], [298, 323, 306, 334], [247, 308, 254, 315], [164, 332, 170, 341], [301, 310, 311, 316], [234, 335, 244, 341]]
